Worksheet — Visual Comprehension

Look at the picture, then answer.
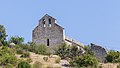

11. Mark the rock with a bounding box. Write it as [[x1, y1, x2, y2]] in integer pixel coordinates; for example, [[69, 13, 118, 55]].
[[91, 43, 107, 62]]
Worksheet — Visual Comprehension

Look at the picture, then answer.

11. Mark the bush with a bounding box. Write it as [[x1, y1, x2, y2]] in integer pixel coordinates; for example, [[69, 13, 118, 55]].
[[34, 44, 51, 55], [55, 43, 71, 59], [55, 43, 83, 59], [21, 52, 30, 58], [43, 57, 48, 62], [26, 58, 32, 63], [32, 61, 42, 68], [0, 46, 17, 66], [16, 48, 24, 54], [55, 58, 61, 63], [106, 50, 120, 63], [17, 61, 31, 68], [70, 54, 98, 67], [117, 64, 120, 68], [5, 63, 13, 68]]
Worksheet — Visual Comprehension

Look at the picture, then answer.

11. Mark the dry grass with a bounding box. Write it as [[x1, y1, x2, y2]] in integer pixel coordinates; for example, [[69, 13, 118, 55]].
[[29, 52, 61, 68], [101, 63, 119, 68]]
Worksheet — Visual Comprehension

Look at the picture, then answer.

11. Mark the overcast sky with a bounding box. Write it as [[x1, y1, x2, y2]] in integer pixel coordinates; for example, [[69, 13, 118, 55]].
[[0, 0, 120, 51]]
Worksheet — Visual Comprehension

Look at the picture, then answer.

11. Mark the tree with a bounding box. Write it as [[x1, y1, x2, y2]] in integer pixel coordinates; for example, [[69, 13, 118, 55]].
[[9, 36, 24, 44], [0, 46, 17, 66], [0, 25, 8, 45]]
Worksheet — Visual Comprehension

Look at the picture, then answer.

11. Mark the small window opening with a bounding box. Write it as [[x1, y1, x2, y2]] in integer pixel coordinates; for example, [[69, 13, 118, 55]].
[[47, 39, 49, 46], [49, 19, 52, 27], [43, 19, 46, 27]]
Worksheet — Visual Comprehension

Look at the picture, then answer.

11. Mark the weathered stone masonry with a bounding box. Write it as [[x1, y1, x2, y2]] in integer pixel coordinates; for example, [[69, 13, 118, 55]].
[[32, 14, 64, 48], [32, 14, 84, 50], [32, 14, 108, 62]]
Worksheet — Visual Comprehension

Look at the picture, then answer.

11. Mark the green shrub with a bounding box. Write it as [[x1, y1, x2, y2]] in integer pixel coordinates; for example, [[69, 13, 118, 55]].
[[17, 61, 31, 68], [21, 52, 30, 58], [16, 48, 24, 54], [55, 43, 83, 59], [26, 58, 32, 63], [32, 61, 42, 68], [34, 44, 51, 55], [55, 43, 71, 59], [106, 50, 120, 63], [98, 64, 103, 68], [0, 46, 17, 66], [5, 63, 13, 68], [55, 58, 61, 63], [43, 57, 48, 62], [117, 63, 120, 68], [70, 54, 98, 67]]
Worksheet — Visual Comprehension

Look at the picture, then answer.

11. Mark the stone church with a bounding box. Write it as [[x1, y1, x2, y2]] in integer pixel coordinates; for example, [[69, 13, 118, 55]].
[[32, 14, 108, 62], [32, 14, 84, 51]]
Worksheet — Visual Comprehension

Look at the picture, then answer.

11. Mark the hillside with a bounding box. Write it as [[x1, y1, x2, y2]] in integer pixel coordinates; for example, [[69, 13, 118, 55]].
[[0, 24, 120, 68]]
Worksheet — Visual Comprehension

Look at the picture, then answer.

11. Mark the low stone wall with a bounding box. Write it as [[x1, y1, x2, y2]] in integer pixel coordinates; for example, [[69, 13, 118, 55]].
[[65, 36, 84, 47], [65, 36, 85, 54]]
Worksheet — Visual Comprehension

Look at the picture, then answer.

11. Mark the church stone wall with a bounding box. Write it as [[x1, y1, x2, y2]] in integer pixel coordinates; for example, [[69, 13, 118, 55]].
[[32, 14, 64, 48]]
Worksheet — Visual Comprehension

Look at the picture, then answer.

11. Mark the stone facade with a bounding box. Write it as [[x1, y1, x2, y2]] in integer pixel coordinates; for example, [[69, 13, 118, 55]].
[[32, 14, 84, 50], [32, 14, 64, 48], [90, 43, 108, 62]]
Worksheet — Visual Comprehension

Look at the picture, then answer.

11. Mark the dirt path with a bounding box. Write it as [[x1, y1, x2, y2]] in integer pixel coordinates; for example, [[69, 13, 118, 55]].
[[102, 63, 119, 68]]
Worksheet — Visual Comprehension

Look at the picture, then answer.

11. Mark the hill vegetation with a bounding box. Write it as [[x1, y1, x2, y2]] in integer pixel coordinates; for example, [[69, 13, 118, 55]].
[[0, 24, 120, 68]]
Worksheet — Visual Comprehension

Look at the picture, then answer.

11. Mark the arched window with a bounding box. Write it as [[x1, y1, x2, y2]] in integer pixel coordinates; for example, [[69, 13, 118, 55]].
[[43, 19, 46, 27], [49, 19, 52, 27]]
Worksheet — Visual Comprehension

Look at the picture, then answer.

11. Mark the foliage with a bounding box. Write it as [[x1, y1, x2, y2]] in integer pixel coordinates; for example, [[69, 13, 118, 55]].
[[55, 43, 70, 59], [55, 43, 83, 59], [17, 61, 31, 68], [69, 46, 99, 67], [15, 42, 51, 55], [105, 50, 120, 63], [0, 46, 17, 66], [43, 57, 48, 62], [69, 45, 83, 59], [26, 58, 32, 63], [5, 63, 13, 68], [9, 36, 24, 44], [16, 48, 24, 54], [27, 42, 36, 52], [70, 54, 98, 67], [117, 63, 120, 68], [55, 58, 61, 63], [0, 25, 8, 45], [21, 52, 30, 58], [32, 61, 42, 68], [18, 44, 31, 51], [33, 44, 51, 55], [98, 64, 103, 68], [84, 45, 94, 56]]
